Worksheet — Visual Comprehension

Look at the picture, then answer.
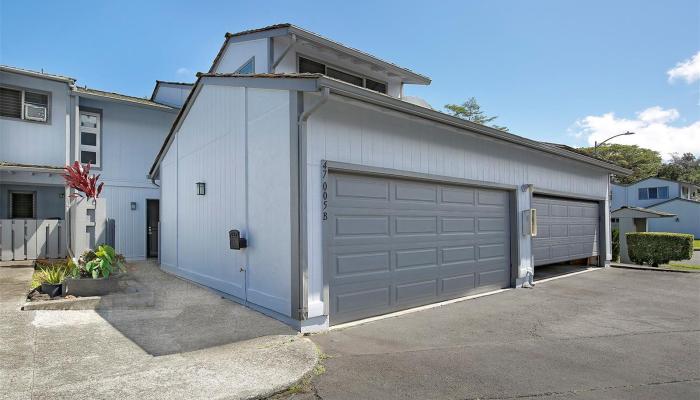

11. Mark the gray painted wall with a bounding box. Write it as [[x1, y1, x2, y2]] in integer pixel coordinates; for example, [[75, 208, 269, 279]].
[[0, 71, 70, 167], [611, 178, 681, 210], [0, 184, 64, 219]]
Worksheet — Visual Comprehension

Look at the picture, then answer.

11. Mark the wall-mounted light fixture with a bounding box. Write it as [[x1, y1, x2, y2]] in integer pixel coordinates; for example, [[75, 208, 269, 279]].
[[130, 202, 137, 210], [196, 182, 206, 196]]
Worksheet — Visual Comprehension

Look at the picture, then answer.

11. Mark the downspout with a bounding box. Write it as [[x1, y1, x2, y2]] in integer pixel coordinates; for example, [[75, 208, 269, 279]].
[[296, 86, 330, 321], [271, 34, 297, 72]]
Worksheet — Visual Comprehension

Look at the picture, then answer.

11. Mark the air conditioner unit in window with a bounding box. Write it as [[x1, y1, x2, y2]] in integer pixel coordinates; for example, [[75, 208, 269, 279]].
[[24, 103, 47, 122]]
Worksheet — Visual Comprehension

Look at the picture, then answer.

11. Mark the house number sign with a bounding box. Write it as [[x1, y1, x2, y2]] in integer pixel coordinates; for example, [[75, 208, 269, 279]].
[[322, 160, 328, 221]]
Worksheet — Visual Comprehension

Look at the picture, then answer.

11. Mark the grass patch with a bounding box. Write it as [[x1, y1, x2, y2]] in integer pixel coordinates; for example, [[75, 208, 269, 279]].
[[667, 263, 700, 272], [694, 239, 700, 250]]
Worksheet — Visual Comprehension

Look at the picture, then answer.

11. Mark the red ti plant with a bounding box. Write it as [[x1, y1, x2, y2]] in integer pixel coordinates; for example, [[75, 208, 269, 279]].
[[63, 161, 104, 199]]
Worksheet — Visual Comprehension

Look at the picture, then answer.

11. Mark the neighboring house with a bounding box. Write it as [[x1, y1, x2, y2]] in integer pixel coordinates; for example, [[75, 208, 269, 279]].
[[0, 65, 182, 261], [611, 177, 699, 238], [148, 23, 630, 331]]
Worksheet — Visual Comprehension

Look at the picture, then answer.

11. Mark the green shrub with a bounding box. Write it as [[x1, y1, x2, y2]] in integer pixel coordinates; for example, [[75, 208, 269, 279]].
[[39, 266, 66, 285], [79, 244, 126, 279], [612, 228, 620, 262], [626, 232, 694, 267]]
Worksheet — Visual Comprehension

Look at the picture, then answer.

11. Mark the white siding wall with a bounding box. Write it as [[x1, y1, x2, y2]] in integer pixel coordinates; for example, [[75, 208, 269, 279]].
[[0, 72, 69, 167], [101, 185, 160, 260], [160, 135, 178, 269], [649, 200, 700, 238], [304, 94, 610, 317], [215, 38, 270, 74], [159, 84, 292, 316], [78, 98, 175, 259]]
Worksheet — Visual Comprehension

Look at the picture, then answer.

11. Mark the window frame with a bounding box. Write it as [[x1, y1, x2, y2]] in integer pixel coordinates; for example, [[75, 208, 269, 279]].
[[0, 84, 51, 124], [638, 188, 648, 200], [79, 108, 102, 168], [296, 55, 389, 94], [235, 57, 256, 74], [658, 186, 669, 199], [9, 191, 36, 219]]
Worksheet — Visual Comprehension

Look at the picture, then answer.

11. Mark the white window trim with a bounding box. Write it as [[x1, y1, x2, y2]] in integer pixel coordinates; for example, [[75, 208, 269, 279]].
[[0, 84, 51, 124], [79, 110, 101, 167]]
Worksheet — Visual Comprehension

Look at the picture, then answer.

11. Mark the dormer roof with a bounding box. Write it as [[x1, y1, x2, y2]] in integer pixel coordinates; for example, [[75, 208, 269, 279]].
[[209, 23, 431, 85]]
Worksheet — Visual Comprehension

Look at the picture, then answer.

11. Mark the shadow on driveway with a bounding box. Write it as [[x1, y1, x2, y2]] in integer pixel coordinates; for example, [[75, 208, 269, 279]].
[[96, 261, 296, 356]]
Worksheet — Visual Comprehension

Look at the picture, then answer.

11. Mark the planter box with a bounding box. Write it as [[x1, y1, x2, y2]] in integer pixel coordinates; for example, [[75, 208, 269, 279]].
[[63, 275, 122, 297]]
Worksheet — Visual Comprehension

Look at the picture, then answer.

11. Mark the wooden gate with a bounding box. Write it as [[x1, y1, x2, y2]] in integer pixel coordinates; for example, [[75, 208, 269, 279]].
[[0, 219, 67, 261]]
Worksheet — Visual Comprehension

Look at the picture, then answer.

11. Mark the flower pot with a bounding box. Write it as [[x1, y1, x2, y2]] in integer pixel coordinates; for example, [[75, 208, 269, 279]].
[[41, 283, 62, 298], [63, 274, 121, 297]]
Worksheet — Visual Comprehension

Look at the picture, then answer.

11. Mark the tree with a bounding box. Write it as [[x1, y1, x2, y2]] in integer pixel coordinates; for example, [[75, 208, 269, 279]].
[[658, 153, 700, 185], [444, 97, 509, 132], [578, 144, 662, 184]]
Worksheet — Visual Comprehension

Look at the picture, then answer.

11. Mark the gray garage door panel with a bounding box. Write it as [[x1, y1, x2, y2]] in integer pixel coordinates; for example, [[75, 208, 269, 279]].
[[325, 172, 511, 325], [532, 195, 599, 267]]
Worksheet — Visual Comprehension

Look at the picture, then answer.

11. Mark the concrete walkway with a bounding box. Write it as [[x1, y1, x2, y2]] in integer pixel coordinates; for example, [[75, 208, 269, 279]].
[[0, 261, 318, 400], [276, 267, 700, 399]]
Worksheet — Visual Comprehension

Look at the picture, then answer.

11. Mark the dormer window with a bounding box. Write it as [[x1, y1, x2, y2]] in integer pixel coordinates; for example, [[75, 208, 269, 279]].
[[298, 56, 387, 94]]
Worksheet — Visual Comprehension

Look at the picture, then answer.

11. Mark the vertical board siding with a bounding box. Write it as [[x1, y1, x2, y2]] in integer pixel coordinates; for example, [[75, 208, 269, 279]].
[[160, 135, 178, 269], [160, 85, 292, 316], [101, 185, 160, 260], [305, 96, 610, 317]]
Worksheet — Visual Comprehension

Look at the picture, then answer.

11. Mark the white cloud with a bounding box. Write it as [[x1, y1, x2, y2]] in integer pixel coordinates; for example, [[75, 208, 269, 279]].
[[667, 51, 700, 84], [571, 106, 700, 160], [176, 67, 191, 75]]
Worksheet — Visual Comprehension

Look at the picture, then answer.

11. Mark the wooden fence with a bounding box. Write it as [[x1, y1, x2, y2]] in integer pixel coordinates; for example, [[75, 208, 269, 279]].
[[0, 219, 67, 261]]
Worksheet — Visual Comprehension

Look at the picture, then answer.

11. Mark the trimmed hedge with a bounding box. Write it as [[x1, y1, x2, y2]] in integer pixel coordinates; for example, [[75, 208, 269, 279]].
[[626, 232, 694, 267]]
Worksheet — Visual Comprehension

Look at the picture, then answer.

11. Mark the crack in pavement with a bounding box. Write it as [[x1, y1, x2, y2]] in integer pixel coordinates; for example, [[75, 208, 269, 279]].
[[460, 378, 700, 399]]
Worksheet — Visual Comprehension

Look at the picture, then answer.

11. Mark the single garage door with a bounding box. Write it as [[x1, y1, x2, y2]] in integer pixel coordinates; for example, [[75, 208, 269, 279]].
[[532, 195, 599, 267], [325, 172, 511, 325]]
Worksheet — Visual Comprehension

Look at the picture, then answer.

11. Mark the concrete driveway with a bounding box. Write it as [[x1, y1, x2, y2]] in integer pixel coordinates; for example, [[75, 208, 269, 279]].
[[279, 267, 700, 399], [0, 261, 318, 400]]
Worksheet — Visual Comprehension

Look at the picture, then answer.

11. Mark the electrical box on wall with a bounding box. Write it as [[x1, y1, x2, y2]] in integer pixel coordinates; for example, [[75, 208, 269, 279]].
[[522, 209, 537, 237]]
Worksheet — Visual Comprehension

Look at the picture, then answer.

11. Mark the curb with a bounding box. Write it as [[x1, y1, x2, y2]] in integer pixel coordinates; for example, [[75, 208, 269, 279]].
[[610, 264, 699, 273]]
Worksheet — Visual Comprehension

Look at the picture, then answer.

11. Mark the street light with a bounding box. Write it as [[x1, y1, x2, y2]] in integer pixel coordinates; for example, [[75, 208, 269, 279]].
[[594, 131, 635, 156]]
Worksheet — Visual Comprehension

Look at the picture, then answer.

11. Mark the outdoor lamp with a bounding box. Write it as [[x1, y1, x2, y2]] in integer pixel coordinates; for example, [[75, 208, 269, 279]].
[[196, 182, 206, 196]]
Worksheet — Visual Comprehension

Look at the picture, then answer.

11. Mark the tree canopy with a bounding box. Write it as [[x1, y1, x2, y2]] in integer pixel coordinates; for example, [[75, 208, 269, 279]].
[[444, 97, 509, 132], [578, 144, 700, 185]]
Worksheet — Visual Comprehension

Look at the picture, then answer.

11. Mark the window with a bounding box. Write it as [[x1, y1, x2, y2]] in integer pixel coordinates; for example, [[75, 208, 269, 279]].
[[235, 57, 255, 74], [0, 86, 49, 122], [365, 79, 387, 94], [638, 188, 648, 200], [639, 186, 669, 200], [10, 192, 35, 219], [299, 57, 325, 74], [327, 67, 364, 86], [298, 56, 388, 94], [648, 187, 658, 199], [79, 110, 101, 167]]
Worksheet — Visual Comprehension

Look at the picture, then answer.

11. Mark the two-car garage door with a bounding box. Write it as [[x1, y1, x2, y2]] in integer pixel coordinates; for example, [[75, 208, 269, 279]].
[[324, 172, 511, 325]]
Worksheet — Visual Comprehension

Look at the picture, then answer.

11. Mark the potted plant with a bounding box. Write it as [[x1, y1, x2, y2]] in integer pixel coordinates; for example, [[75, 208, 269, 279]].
[[63, 244, 126, 297], [40, 267, 66, 298]]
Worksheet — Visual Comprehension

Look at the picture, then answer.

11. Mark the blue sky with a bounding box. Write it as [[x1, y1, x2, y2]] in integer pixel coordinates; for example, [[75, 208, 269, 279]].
[[1, 0, 697, 156]]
